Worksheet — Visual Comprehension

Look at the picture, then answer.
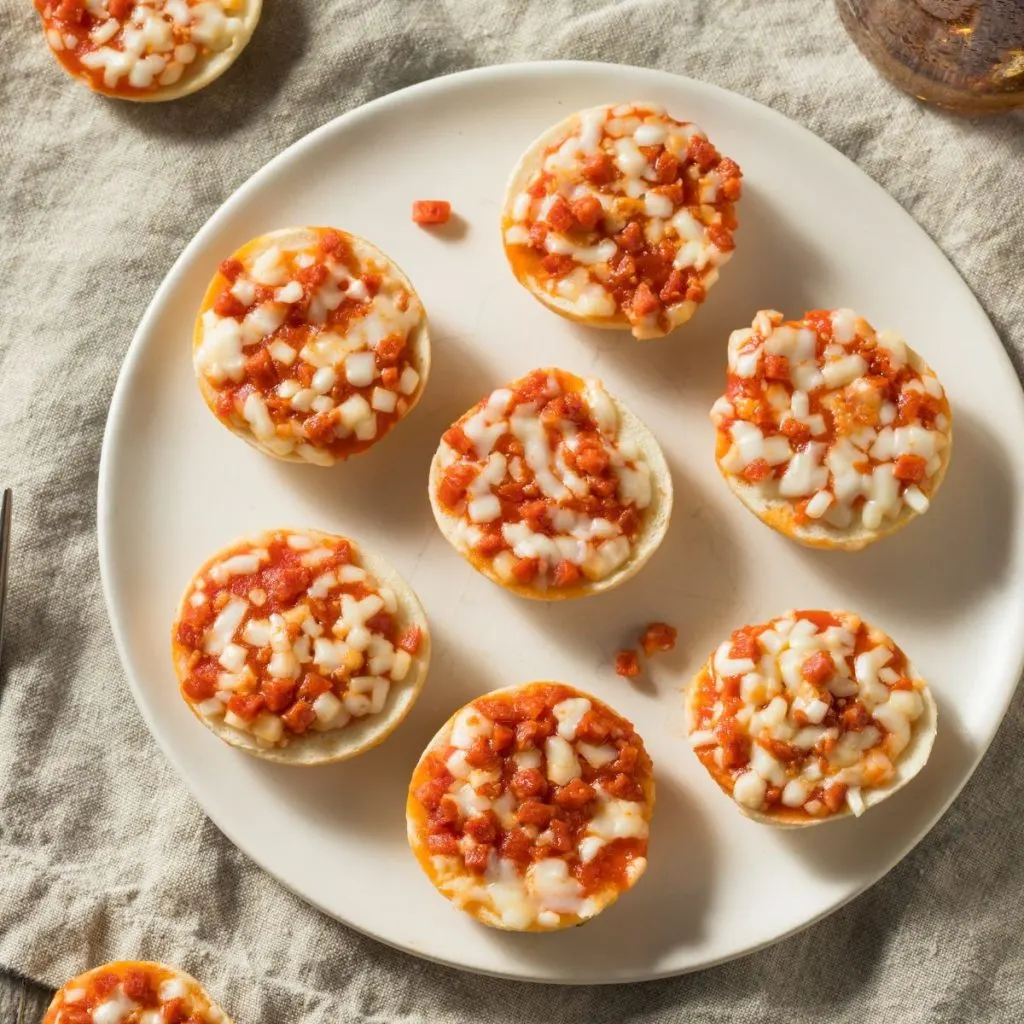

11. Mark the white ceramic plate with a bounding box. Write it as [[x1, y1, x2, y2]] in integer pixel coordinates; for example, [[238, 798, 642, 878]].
[[98, 61, 1024, 983]]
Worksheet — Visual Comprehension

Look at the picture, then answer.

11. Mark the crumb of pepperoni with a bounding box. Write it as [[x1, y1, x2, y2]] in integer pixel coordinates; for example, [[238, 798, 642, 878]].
[[640, 622, 677, 657], [615, 649, 641, 678], [412, 200, 452, 226]]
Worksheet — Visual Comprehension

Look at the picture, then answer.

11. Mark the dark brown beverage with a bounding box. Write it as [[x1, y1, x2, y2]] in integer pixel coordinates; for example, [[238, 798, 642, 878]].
[[837, 0, 1024, 114]]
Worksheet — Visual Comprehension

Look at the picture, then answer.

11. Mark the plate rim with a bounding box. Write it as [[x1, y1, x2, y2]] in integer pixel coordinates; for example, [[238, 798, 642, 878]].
[[97, 58, 1024, 983]]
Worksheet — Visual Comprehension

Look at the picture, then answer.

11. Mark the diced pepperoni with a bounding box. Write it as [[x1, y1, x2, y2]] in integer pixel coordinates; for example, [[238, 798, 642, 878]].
[[510, 768, 547, 800], [431, 795, 460, 828], [581, 151, 615, 184], [514, 720, 541, 750], [303, 410, 337, 445], [802, 651, 835, 685], [182, 661, 218, 701], [376, 335, 405, 366], [541, 253, 576, 276], [551, 560, 581, 588], [654, 150, 680, 184], [463, 810, 499, 844], [218, 258, 244, 282], [708, 225, 735, 251], [546, 196, 574, 232], [281, 700, 316, 734], [841, 701, 872, 730], [575, 710, 610, 744], [765, 785, 783, 805], [516, 798, 557, 831], [438, 464, 477, 508], [517, 500, 549, 530], [616, 221, 644, 253], [822, 782, 848, 813], [263, 562, 312, 605], [604, 772, 643, 801], [92, 973, 119, 997], [575, 443, 609, 476], [426, 832, 458, 855], [263, 678, 297, 713], [163, 1000, 189, 1024], [612, 745, 640, 774], [614, 649, 641, 678], [631, 282, 660, 318], [640, 622, 677, 656], [213, 291, 247, 318], [477, 531, 506, 557], [381, 366, 400, 389], [415, 775, 451, 812], [782, 418, 812, 446], [412, 200, 452, 225], [318, 230, 343, 256], [227, 692, 266, 722], [689, 136, 721, 170], [462, 842, 491, 875], [894, 454, 927, 482], [528, 222, 549, 249], [570, 195, 603, 231], [542, 818, 573, 853], [729, 630, 759, 660], [499, 827, 532, 865], [365, 612, 396, 639], [243, 347, 277, 389], [296, 262, 327, 288], [122, 968, 155, 1004], [511, 557, 540, 584], [491, 723, 515, 754], [762, 737, 802, 762], [764, 354, 790, 381], [553, 777, 595, 809], [397, 626, 422, 654], [56, 0, 86, 23], [659, 268, 688, 304], [442, 425, 475, 456], [686, 279, 707, 303], [297, 672, 332, 702], [527, 176, 549, 198], [466, 736, 498, 769], [742, 458, 772, 483]]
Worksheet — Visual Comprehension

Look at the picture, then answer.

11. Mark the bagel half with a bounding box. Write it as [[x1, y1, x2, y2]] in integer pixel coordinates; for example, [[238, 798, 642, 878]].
[[194, 226, 430, 466], [501, 102, 742, 339], [407, 682, 655, 931], [172, 527, 430, 765], [34, 1, 261, 102], [43, 961, 233, 1024], [711, 308, 952, 550], [428, 368, 672, 600], [685, 609, 937, 827]]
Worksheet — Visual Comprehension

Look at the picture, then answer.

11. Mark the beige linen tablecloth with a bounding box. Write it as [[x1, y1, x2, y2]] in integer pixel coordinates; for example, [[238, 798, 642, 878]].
[[1, 1, 1023, 1021]]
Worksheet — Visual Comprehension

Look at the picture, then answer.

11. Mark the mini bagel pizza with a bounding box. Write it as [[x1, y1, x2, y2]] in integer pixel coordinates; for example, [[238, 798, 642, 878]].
[[172, 528, 430, 765], [43, 961, 232, 1024], [407, 682, 654, 931], [34, 1, 261, 102], [710, 308, 952, 550], [502, 102, 742, 339], [686, 610, 937, 826], [194, 226, 429, 465], [428, 368, 672, 600]]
